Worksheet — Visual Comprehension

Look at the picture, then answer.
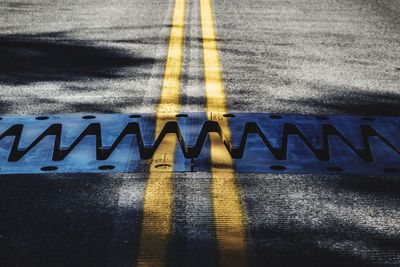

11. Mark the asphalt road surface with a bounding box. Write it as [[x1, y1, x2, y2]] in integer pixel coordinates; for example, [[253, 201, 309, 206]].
[[1, 0, 400, 266]]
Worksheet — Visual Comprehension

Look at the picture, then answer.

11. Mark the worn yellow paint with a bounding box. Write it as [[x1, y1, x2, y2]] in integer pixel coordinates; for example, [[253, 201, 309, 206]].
[[136, 0, 185, 265], [200, 0, 249, 266]]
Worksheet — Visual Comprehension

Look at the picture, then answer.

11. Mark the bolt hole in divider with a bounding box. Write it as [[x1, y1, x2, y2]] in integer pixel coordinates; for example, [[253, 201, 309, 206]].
[[223, 113, 236, 118], [176, 114, 189, 118], [129, 114, 142, 119], [270, 165, 286, 171], [362, 117, 376, 121], [0, 112, 398, 175], [35, 116, 49, 120], [316, 116, 330, 121], [82, 115, 96, 120], [327, 166, 343, 172], [269, 115, 282, 119], [98, 165, 115, 171], [41, 166, 58, 172], [155, 164, 172, 169]]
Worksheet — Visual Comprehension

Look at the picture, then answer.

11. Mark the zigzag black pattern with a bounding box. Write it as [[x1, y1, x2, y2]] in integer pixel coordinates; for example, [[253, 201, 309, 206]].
[[1, 120, 398, 162]]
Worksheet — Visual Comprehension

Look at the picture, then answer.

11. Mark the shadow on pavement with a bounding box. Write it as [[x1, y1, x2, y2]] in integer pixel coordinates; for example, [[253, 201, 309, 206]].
[[240, 175, 400, 266], [0, 32, 155, 85], [1, 173, 400, 266], [279, 83, 400, 116], [334, 175, 400, 200], [0, 174, 122, 266]]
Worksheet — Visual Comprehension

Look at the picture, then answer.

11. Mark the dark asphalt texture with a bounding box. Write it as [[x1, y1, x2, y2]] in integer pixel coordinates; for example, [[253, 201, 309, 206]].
[[1, 0, 400, 266]]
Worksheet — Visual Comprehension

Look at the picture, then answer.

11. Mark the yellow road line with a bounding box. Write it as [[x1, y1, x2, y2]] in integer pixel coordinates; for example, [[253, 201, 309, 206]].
[[136, 0, 185, 265], [200, 0, 249, 266]]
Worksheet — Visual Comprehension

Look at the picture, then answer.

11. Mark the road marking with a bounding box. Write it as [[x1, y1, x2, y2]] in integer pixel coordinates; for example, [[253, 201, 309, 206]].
[[200, 0, 249, 266], [136, 0, 185, 265]]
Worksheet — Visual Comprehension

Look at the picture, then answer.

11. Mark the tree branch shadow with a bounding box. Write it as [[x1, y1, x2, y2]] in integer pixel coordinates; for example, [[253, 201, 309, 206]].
[[0, 32, 155, 85]]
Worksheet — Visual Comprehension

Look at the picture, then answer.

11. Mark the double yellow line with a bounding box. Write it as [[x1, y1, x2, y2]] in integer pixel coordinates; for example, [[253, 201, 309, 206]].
[[136, 0, 248, 266]]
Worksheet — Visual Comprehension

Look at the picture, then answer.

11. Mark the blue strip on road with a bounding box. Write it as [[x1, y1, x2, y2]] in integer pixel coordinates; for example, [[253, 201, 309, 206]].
[[0, 112, 398, 175]]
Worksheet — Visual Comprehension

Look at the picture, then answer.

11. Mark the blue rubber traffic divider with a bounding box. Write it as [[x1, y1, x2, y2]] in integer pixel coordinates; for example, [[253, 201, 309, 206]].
[[0, 112, 398, 175]]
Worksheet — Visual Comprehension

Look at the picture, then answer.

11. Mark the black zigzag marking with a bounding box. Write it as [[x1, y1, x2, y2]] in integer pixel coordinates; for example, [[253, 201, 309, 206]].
[[0, 120, 398, 162]]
